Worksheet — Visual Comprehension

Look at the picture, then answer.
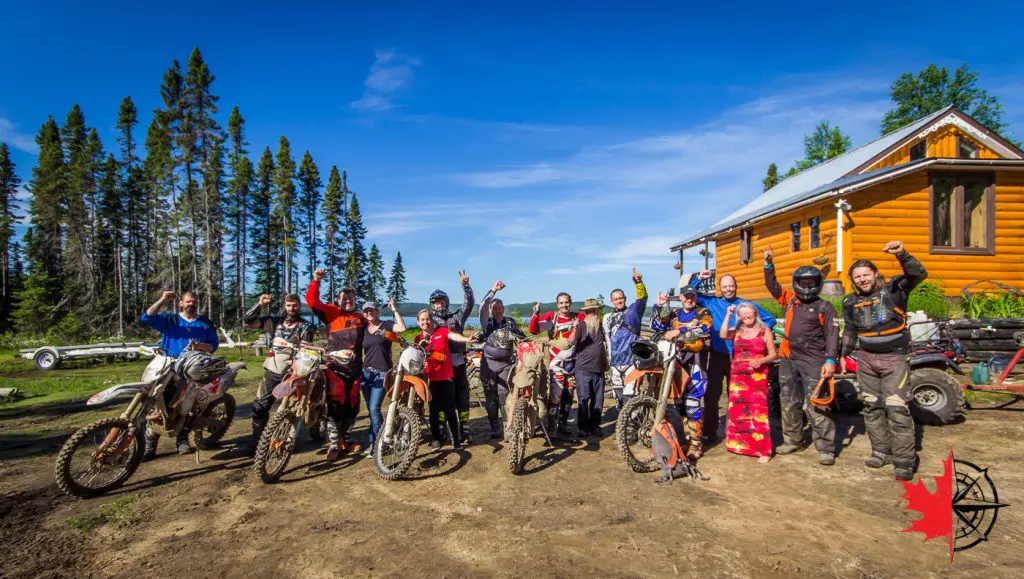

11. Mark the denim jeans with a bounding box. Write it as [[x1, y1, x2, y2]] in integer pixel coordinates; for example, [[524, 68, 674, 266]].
[[361, 369, 387, 446]]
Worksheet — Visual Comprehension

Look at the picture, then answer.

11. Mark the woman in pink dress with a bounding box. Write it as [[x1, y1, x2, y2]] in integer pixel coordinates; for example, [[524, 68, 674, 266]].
[[719, 303, 777, 463]]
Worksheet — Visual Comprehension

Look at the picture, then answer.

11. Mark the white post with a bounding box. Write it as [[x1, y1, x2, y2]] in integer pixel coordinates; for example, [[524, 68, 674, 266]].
[[834, 199, 852, 273]]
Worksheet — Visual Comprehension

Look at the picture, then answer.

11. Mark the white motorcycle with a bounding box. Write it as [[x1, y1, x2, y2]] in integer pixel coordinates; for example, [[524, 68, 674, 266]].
[[373, 335, 432, 480], [54, 345, 245, 498]]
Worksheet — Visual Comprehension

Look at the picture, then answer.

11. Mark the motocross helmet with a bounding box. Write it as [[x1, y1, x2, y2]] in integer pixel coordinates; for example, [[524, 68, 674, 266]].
[[429, 289, 450, 312], [631, 339, 659, 370], [174, 350, 228, 383], [793, 266, 824, 302]]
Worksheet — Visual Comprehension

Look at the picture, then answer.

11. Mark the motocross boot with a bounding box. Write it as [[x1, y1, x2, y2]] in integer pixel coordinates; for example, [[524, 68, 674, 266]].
[[142, 430, 160, 461], [176, 431, 192, 455], [486, 406, 502, 440]]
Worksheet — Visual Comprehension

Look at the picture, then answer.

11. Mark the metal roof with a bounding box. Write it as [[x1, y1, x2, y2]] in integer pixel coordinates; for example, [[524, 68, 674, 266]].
[[669, 106, 956, 251]]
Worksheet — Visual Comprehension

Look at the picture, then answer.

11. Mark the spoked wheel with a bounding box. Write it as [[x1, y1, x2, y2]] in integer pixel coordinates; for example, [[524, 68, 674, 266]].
[[373, 406, 421, 481], [54, 417, 143, 498], [253, 410, 298, 483], [616, 395, 658, 473], [507, 398, 529, 475], [189, 394, 236, 449]]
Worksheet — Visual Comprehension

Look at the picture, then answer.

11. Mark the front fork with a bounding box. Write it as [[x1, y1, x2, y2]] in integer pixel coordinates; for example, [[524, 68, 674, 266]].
[[380, 371, 404, 444], [99, 392, 150, 454]]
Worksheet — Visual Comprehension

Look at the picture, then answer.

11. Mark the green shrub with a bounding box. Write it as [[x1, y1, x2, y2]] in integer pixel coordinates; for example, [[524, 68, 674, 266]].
[[962, 292, 1024, 319], [908, 280, 950, 319], [755, 299, 783, 320], [44, 314, 90, 346]]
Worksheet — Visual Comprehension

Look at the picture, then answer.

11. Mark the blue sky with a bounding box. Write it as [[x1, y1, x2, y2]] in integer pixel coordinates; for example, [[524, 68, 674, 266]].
[[2, 1, 1023, 305]]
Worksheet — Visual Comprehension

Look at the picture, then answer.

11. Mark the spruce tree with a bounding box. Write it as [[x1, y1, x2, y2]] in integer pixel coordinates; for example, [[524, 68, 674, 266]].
[[201, 141, 225, 320], [0, 143, 22, 328], [762, 162, 780, 192], [320, 165, 347, 297], [97, 154, 125, 334], [343, 191, 368, 297], [250, 147, 278, 297], [367, 244, 386, 305], [297, 150, 322, 282], [225, 106, 252, 320], [273, 136, 297, 293], [158, 59, 185, 295], [142, 115, 176, 297], [116, 97, 142, 316], [386, 251, 407, 304], [61, 105, 96, 313], [28, 117, 65, 283]]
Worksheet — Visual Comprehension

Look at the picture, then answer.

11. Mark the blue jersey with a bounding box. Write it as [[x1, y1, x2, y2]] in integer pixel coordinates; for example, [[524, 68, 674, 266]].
[[140, 312, 219, 357], [695, 295, 776, 355]]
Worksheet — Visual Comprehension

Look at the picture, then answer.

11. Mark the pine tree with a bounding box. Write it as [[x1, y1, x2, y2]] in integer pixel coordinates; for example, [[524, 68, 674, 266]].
[[790, 121, 852, 174], [0, 143, 22, 329], [116, 97, 142, 318], [762, 162, 780, 192], [201, 141, 226, 320], [225, 106, 252, 320], [61, 105, 96, 315], [142, 115, 176, 298], [343, 191, 369, 297], [367, 244, 386, 305], [97, 154, 125, 334], [320, 166, 347, 298], [297, 150, 322, 282], [28, 117, 65, 284], [157, 60, 186, 296], [386, 251, 407, 304], [273, 136, 297, 293], [250, 147, 278, 297]]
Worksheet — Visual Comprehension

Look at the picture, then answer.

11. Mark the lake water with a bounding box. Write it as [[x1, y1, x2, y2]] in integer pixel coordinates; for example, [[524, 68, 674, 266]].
[[382, 315, 532, 329]]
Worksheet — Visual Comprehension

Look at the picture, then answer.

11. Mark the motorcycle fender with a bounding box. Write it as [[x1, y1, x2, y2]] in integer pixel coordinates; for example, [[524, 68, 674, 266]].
[[87, 382, 149, 406], [910, 354, 963, 375], [273, 377, 302, 400], [402, 376, 430, 403], [623, 367, 663, 386]]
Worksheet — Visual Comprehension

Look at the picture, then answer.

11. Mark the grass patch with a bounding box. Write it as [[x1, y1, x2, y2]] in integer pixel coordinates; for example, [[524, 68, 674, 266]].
[[68, 496, 138, 534]]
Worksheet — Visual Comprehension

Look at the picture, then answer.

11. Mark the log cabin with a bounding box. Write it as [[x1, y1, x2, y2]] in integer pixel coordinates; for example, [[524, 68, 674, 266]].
[[670, 106, 1024, 299]]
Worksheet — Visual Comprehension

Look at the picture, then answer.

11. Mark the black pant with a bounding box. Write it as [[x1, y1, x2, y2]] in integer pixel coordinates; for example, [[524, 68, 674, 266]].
[[429, 379, 462, 447], [481, 357, 512, 425], [252, 370, 284, 436], [575, 370, 605, 433], [453, 364, 471, 433], [705, 349, 732, 440]]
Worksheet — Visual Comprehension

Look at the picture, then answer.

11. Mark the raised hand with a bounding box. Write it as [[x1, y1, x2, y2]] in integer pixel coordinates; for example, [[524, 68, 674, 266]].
[[656, 291, 669, 307], [458, 270, 470, 286], [258, 294, 273, 307], [313, 269, 327, 281], [492, 280, 505, 293], [387, 298, 399, 312], [763, 248, 774, 264], [698, 270, 713, 281], [726, 304, 737, 316], [161, 290, 177, 302], [533, 302, 540, 316], [632, 266, 642, 283], [882, 240, 905, 255]]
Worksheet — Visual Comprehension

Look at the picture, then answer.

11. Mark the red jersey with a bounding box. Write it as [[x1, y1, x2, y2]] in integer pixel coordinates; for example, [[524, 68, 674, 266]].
[[419, 327, 454, 382], [306, 280, 367, 374], [529, 310, 584, 360]]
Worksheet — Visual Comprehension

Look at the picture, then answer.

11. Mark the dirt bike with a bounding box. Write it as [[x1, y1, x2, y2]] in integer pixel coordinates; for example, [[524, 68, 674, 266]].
[[252, 340, 332, 483], [505, 339, 553, 475], [615, 332, 704, 480], [54, 345, 245, 498], [373, 334, 432, 480]]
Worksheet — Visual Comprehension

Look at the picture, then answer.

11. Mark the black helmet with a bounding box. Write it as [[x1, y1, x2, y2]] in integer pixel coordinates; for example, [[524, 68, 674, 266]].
[[793, 266, 824, 302], [631, 339, 659, 370], [428, 289, 449, 312]]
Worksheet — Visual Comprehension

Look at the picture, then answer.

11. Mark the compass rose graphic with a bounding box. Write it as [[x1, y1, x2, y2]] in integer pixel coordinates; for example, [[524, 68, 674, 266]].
[[900, 448, 1008, 562]]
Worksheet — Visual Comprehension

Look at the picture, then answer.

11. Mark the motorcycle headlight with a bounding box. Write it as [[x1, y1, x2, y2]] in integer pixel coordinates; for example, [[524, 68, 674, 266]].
[[293, 352, 317, 377], [142, 356, 167, 382]]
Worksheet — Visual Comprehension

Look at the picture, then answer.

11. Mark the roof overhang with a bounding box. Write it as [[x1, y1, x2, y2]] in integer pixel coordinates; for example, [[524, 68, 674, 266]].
[[669, 158, 1024, 252]]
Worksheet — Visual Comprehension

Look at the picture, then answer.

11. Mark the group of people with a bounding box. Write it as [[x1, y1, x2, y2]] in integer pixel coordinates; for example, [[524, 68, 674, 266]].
[[138, 238, 927, 481]]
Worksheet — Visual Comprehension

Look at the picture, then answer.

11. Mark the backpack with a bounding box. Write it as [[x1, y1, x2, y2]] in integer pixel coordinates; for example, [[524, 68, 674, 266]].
[[651, 419, 690, 483]]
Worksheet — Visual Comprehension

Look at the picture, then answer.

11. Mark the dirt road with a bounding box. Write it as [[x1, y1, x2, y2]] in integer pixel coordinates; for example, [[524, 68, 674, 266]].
[[2, 378, 1023, 578]]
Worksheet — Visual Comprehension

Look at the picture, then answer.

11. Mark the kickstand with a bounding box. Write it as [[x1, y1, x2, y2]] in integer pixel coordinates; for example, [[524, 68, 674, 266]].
[[537, 415, 554, 447]]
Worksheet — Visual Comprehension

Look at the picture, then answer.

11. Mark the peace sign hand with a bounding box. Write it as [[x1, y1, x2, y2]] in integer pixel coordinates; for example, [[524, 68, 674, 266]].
[[656, 291, 669, 307], [458, 270, 470, 286]]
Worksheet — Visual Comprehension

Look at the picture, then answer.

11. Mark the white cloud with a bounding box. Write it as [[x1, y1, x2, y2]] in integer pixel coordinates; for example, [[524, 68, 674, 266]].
[[350, 49, 421, 111], [0, 118, 38, 154]]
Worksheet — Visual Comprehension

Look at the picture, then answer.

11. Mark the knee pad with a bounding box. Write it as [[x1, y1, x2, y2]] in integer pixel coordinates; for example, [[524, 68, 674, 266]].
[[885, 394, 910, 409], [684, 398, 703, 421], [885, 403, 912, 417]]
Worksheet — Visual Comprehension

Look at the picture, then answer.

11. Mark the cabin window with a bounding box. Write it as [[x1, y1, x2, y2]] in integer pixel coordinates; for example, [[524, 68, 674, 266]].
[[808, 217, 820, 249], [739, 227, 753, 264], [790, 222, 801, 252], [929, 173, 995, 254], [909, 140, 927, 161], [958, 136, 979, 159]]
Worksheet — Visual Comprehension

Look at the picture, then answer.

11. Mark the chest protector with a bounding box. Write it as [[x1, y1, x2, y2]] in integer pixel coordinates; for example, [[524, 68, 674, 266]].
[[845, 287, 907, 352]]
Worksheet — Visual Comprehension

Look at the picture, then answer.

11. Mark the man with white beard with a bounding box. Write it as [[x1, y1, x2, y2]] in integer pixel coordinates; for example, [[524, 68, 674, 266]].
[[570, 298, 608, 438]]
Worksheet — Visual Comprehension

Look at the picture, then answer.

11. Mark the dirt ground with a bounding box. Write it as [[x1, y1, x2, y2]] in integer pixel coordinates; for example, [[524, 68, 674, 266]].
[[2, 370, 1024, 578]]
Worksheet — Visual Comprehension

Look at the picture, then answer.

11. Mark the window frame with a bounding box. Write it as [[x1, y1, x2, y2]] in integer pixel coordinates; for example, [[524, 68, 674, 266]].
[[808, 216, 820, 249], [739, 227, 753, 265], [909, 139, 927, 161], [790, 221, 801, 252], [928, 171, 996, 256], [957, 135, 979, 159]]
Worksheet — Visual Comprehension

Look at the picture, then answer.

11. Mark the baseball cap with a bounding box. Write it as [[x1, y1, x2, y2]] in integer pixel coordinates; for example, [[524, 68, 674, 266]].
[[361, 302, 378, 311], [679, 285, 698, 297]]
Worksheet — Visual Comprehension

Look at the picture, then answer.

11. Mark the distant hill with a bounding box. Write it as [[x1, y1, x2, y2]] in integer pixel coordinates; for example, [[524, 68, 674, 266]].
[[395, 301, 610, 317]]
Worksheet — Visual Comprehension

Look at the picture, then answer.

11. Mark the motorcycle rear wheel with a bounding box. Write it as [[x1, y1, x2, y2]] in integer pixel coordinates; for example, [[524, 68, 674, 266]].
[[189, 394, 236, 449], [54, 417, 142, 498], [253, 409, 297, 483], [373, 406, 421, 481], [507, 398, 529, 475], [616, 395, 658, 473]]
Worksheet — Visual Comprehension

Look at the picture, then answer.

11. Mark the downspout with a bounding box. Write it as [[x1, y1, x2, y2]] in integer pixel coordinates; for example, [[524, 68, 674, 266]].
[[835, 198, 852, 274]]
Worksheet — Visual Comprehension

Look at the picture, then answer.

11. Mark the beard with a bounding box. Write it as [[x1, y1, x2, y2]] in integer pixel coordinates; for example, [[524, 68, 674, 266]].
[[184, 305, 198, 317], [584, 312, 601, 335]]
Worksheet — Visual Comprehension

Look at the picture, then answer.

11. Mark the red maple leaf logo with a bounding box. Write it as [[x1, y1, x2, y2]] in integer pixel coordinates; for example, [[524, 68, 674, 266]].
[[900, 448, 954, 561]]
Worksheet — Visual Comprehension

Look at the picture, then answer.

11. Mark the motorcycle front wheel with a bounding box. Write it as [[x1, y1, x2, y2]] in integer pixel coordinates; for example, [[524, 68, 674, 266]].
[[616, 395, 658, 473], [253, 410, 298, 483], [54, 417, 143, 498], [373, 406, 421, 481], [507, 398, 529, 475]]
